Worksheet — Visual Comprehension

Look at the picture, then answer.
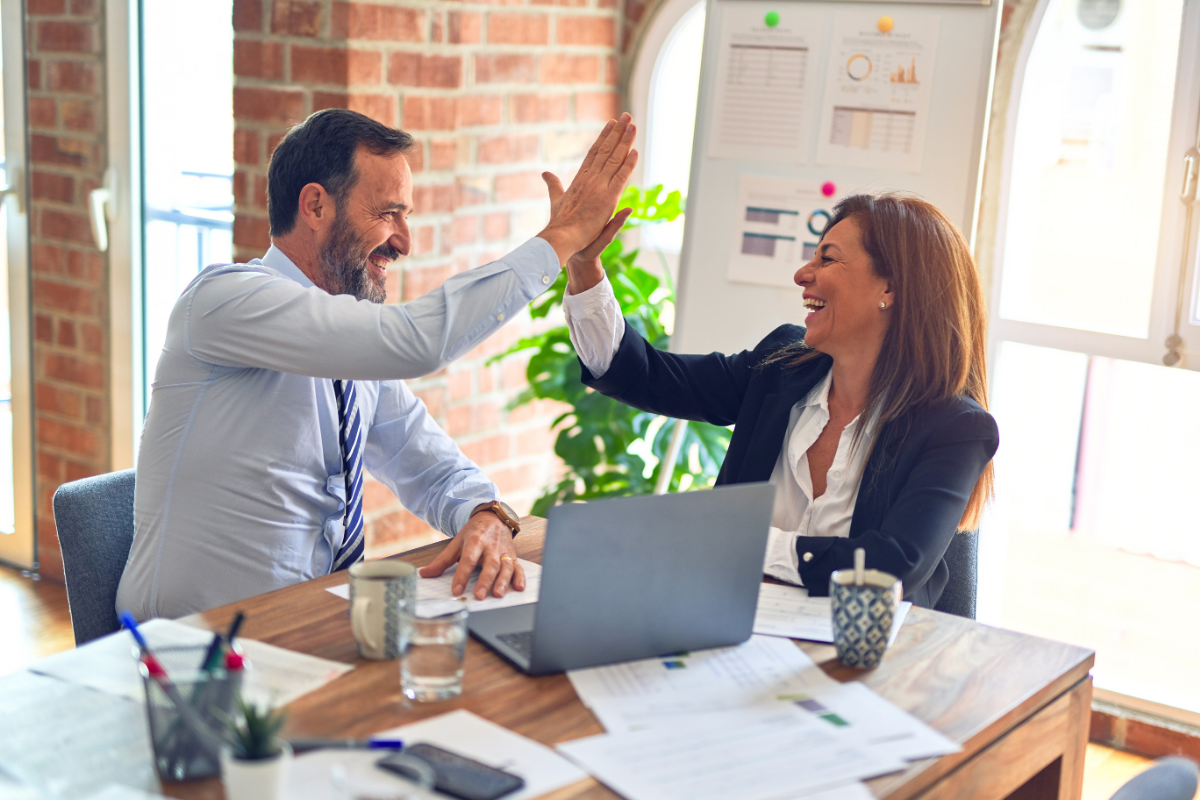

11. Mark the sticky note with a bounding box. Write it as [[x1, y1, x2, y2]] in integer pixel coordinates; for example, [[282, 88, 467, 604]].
[[765, 11, 780, 27], [877, 16, 893, 33]]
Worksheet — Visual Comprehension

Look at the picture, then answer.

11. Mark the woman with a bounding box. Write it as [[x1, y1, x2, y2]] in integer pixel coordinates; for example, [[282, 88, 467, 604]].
[[561, 193, 997, 609]]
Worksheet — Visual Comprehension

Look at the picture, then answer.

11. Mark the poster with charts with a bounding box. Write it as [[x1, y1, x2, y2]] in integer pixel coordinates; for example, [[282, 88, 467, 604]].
[[728, 174, 846, 288], [706, 3, 825, 163], [816, 12, 940, 173]]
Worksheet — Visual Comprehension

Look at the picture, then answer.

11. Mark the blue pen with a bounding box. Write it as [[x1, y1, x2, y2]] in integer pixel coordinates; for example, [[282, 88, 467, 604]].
[[119, 610, 151, 655], [287, 739, 404, 754]]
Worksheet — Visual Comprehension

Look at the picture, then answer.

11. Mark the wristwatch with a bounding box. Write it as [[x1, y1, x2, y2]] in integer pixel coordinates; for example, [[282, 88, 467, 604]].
[[470, 500, 521, 537]]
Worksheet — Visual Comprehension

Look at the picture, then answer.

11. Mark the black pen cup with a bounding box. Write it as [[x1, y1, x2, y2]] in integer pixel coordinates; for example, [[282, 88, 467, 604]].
[[140, 645, 243, 782]]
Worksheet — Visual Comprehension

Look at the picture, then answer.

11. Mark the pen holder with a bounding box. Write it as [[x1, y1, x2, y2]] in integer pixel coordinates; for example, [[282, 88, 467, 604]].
[[141, 645, 243, 782], [830, 569, 902, 670]]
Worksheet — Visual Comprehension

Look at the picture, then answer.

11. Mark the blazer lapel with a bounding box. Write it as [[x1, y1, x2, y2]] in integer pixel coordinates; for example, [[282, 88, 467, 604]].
[[737, 361, 831, 483]]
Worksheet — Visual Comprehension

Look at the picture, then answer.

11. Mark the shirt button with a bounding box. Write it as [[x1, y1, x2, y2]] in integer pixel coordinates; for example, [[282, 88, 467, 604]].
[[496, 313, 505, 321], [802, 552, 814, 562], [831, 470, 842, 480], [542, 275, 551, 284]]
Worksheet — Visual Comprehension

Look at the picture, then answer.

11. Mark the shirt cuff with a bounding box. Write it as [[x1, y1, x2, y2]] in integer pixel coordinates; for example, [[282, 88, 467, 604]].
[[506, 237, 561, 299], [763, 526, 803, 585], [451, 492, 501, 536], [563, 273, 617, 319]]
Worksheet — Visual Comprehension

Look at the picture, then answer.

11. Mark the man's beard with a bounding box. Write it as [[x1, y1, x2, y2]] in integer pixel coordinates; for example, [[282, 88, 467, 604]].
[[318, 211, 396, 304]]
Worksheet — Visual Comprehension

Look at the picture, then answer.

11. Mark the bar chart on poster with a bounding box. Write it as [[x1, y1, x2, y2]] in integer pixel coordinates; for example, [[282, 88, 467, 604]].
[[673, 0, 1001, 356]]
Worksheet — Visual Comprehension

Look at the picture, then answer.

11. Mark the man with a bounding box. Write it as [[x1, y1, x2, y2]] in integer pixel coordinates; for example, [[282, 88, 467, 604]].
[[116, 108, 637, 619]]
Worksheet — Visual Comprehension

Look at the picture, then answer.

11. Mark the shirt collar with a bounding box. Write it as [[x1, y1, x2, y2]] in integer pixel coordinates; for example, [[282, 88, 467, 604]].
[[802, 370, 834, 412], [259, 244, 316, 289]]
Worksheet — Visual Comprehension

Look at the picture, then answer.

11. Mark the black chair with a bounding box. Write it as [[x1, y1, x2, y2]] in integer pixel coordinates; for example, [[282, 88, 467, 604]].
[[933, 531, 978, 619], [1110, 757, 1199, 800], [52, 469, 137, 645]]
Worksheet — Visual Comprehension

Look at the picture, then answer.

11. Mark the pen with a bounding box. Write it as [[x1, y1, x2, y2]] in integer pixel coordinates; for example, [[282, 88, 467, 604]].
[[287, 739, 404, 754], [225, 610, 246, 646], [199, 631, 225, 672]]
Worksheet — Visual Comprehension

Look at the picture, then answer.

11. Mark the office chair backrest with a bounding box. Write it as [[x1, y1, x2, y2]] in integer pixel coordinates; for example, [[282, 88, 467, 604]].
[[1110, 757, 1199, 800], [933, 531, 978, 619], [52, 469, 137, 645]]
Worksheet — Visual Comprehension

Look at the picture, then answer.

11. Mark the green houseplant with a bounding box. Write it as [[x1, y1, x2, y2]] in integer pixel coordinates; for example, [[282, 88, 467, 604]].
[[492, 186, 732, 515], [220, 695, 291, 800]]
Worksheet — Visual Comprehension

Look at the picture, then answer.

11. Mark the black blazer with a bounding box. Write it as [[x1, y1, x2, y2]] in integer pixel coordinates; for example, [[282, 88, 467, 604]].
[[581, 323, 999, 609]]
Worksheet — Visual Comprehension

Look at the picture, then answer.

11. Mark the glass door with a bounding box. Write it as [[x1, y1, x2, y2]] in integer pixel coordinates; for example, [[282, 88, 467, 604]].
[[983, 0, 1200, 714], [0, 0, 33, 569]]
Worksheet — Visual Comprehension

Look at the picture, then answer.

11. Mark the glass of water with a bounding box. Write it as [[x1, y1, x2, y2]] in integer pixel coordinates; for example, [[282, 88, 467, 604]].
[[400, 608, 468, 702]]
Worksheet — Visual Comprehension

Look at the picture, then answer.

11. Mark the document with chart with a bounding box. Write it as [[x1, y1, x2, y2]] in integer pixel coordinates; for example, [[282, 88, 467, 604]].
[[816, 11, 940, 173], [706, 3, 824, 163], [728, 174, 845, 288]]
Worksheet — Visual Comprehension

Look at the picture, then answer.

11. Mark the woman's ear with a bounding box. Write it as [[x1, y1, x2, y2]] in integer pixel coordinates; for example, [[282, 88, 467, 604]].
[[297, 183, 330, 232], [881, 283, 895, 310]]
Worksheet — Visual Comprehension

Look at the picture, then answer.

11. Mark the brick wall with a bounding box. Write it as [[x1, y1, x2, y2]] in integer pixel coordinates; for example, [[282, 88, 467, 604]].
[[27, 0, 109, 582], [232, 0, 624, 554]]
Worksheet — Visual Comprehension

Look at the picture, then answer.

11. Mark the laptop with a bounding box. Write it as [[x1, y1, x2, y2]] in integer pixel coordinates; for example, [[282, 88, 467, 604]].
[[468, 482, 776, 675]]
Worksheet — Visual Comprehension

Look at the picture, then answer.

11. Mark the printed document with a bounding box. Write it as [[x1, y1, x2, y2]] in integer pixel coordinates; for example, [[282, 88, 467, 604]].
[[707, 3, 824, 163], [754, 582, 912, 645], [815, 11, 940, 172], [326, 559, 542, 618]]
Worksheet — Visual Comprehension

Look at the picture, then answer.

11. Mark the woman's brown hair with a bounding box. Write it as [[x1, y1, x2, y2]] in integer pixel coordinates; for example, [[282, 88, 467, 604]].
[[773, 192, 993, 531]]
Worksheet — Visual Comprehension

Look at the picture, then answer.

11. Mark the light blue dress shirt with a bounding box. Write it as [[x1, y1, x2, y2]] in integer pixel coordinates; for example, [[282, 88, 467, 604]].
[[116, 239, 559, 620]]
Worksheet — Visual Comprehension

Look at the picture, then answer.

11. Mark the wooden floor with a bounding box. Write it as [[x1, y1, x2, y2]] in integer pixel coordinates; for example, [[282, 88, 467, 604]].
[[0, 565, 1190, 800]]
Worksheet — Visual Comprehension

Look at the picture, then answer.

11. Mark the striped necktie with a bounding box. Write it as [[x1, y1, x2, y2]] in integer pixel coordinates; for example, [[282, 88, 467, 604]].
[[331, 379, 365, 571]]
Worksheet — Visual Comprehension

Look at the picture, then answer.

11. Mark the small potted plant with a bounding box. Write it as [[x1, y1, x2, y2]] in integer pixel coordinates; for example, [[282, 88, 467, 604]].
[[219, 695, 291, 800]]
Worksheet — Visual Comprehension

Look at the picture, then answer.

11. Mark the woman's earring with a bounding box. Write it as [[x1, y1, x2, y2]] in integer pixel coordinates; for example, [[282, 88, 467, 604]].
[[879, 302, 887, 309]]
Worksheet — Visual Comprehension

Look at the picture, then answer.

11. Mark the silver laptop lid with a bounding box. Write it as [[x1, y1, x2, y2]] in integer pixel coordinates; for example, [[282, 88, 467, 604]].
[[527, 481, 776, 673]]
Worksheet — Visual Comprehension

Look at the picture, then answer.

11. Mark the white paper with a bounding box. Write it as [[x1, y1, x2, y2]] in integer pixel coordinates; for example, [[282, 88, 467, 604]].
[[728, 175, 847, 288], [816, 12, 940, 173], [28, 618, 353, 708], [83, 786, 171, 800], [557, 708, 903, 800], [325, 559, 542, 619], [754, 583, 912, 646], [707, 4, 824, 163], [286, 710, 588, 800]]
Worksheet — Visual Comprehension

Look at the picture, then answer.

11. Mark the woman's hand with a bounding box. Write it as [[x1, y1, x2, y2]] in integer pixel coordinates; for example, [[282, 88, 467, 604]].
[[565, 206, 633, 296]]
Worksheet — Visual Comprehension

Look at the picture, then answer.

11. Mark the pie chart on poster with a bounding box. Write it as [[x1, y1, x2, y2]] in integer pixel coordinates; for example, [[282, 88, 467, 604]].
[[846, 54, 872, 81]]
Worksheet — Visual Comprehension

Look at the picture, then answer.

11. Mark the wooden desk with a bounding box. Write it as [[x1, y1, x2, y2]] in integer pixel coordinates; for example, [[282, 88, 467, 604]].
[[170, 518, 1094, 800]]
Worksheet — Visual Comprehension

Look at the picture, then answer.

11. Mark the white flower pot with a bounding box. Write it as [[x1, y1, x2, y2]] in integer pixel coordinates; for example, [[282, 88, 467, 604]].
[[220, 742, 292, 800]]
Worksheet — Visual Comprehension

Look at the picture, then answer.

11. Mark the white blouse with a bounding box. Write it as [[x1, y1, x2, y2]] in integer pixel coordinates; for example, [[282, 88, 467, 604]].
[[563, 275, 875, 586]]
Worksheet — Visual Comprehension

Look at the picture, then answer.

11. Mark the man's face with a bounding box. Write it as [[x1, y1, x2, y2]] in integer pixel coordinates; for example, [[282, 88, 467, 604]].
[[318, 148, 414, 303]]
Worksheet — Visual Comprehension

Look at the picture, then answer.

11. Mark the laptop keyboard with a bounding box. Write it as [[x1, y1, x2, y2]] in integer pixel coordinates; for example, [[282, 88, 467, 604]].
[[497, 630, 535, 660]]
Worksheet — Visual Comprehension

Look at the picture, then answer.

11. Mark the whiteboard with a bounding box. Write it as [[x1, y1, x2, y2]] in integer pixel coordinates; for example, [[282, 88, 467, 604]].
[[673, 0, 1002, 356]]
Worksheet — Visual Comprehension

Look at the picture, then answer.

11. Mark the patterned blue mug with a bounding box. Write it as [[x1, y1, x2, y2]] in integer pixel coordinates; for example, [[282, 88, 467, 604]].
[[830, 568, 902, 669], [349, 561, 417, 660]]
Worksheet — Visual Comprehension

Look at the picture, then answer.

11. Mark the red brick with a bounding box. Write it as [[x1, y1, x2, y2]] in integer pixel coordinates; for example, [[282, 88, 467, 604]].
[[533, 0, 587, 6], [517, 426, 554, 456], [461, 434, 510, 465], [446, 399, 502, 437], [541, 54, 599, 84], [56, 319, 77, 348], [32, 242, 67, 276], [457, 94, 503, 127], [233, 214, 271, 250], [27, 0, 66, 13], [268, 132, 286, 156], [293, 46, 383, 86], [453, 214, 478, 245], [234, 129, 259, 166], [488, 14, 549, 45], [35, 314, 53, 343], [477, 134, 539, 164], [431, 13, 445, 43], [501, 354, 530, 388], [430, 139, 456, 170], [42, 352, 105, 390], [61, 100, 96, 132], [411, 224, 436, 256], [403, 264, 452, 302], [33, 277, 95, 315], [27, 59, 41, 90], [28, 97, 56, 129], [483, 212, 510, 241], [35, 382, 81, 418], [233, 86, 306, 125], [389, 53, 462, 89], [510, 94, 569, 124], [271, 0, 322, 37], [448, 12, 482, 44], [495, 172, 545, 203], [37, 451, 63, 479], [66, 250, 103, 284], [456, 176, 489, 207], [85, 395, 104, 426], [448, 367, 474, 401], [31, 172, 74, 204], [575, 91, 619, 121], [70, 0, 98, 14], [233, 0, 264, 32], [37, 21, 96, 53], [412, 184, 456, 214], [81, 323, 103, 354], [46, 60, 96, 93], [489, 463, 540, 496], [402, 96, 457, 131], [412, 386, 445, 418], [605, 55, 619, 85], [37, 417, 100, 458], [362, 478, 398, 511], [332, 2, 424, 42], [38, 209, 94, 245], [405, 142, 426, 173], [557, 16, 616, 46], [234, 40, 284, 80], [473, 54, 536, 84]]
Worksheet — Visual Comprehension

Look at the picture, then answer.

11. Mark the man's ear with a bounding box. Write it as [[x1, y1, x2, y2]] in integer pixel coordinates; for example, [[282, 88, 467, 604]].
[[296, 183, 330, 232]]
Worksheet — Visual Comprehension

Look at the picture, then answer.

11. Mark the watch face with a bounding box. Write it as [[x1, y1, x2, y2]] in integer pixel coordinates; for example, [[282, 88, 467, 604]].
[[498, 501, 518, 521]]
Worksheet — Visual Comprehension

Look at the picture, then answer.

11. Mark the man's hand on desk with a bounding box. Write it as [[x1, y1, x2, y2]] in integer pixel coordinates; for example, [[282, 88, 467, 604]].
[[419, 513, 526, 600]]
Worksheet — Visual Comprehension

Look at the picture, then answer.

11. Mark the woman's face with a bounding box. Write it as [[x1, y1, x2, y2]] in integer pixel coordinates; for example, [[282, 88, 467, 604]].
[[793, 217, 893, 358]]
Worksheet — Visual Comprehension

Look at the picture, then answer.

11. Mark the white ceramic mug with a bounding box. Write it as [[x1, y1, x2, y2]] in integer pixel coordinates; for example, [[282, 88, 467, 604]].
[[348, 561, 417, 660]]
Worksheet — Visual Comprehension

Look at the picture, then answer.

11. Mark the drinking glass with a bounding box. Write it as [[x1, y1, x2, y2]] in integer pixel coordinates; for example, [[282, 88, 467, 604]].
[[399, 609, 468, 702]]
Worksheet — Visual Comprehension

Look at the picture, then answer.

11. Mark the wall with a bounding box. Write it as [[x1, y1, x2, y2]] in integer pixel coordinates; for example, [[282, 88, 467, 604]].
[[26, 0, 110, 581], [231, 0, 623, 554]]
